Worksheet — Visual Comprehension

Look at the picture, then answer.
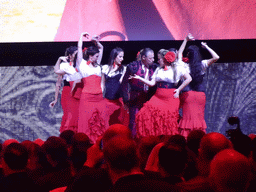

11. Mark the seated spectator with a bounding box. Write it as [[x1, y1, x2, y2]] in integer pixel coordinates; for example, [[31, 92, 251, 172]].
[[0, 143, 38, 192], [209, 149, 251, 192], [34, 138, 45, 146], [187, 130, 205, 156], [176, 132, 233, 192], [2, 139, 19, 149], [158, 144, 187, 184], [59, 130, 75, 147], [197, 132, 233, 177], [35, 136, 73, 192], [69, 133, 92, 173], [104, 136, 179, 192], [137, 136, 161, 170], [166, 134, 198, 181], [21, 140, 41, 171], [65, 124, 132, 192]]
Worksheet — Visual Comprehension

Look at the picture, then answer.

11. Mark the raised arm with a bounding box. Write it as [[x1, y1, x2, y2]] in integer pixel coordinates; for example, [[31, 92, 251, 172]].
[[54, 56, 67, 75], [177, 33, 195, 61], [77, 32, 90, 68], [174, 72, 192, 98], [201, 42, 220, 66], [49, 75, 62, 108], [91, 35, 104, 64]]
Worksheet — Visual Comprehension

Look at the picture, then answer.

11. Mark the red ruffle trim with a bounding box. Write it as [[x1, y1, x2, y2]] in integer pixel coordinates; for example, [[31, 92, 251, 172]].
[[136, 104, 179, 138]]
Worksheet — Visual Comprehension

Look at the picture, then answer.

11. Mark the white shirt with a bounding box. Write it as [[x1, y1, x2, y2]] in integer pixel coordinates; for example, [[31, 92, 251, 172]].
[[154, 64, 187, 83], [60, 62, 82, 81], [79, 59, 102, 78]]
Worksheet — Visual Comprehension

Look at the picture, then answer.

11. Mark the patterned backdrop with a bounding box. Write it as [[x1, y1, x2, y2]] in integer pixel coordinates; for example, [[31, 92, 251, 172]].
[[0, 63, 255, 142]]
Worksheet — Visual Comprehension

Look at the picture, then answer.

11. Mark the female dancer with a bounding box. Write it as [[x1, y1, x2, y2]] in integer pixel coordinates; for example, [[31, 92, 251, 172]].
[[50, 46, 82, 133], [76, 32, 107, 143], [179, 42, 220, 137], [130, 46, 192, 137], [101, 47, 129, 126]]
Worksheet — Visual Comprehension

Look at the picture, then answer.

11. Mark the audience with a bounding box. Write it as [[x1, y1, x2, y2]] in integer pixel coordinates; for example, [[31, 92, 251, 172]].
[[35, 136, 73, 192], [65, 124, 132, 192], [0, 143, 38, 192], [69, 133, 92, 173], [158, 144, 187, 184], [104, 136, 179, 192], [187, 130, 205, 156], [197, 132, 233, 177], [209, 149, 251, 192], [0, 123, 256, 192], [137, 136, 161, 170], [21, 140, 41, 171]]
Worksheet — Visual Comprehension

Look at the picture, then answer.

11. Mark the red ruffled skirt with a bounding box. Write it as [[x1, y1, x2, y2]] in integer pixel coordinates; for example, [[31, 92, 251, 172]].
[[179, 91, 207, 137], [105, 98, 129, 127], [78, 93, 109, 143], [135, 88, 180, 137]]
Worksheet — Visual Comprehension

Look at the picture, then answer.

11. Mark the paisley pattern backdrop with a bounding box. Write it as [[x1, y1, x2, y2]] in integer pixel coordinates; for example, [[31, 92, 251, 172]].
[[0, 63, 256, 142]]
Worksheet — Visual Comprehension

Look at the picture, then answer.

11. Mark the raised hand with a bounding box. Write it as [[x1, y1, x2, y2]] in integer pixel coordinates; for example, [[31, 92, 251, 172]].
[[82, 32, 90, 39], [201, 42, 207, 48], [187, 33, 195, 41]]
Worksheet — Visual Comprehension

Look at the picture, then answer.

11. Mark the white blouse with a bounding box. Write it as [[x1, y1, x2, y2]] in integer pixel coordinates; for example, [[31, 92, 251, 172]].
[[60, 62, 82, 81], [154, 64, 187, 84], [79, 59, 102, 78]]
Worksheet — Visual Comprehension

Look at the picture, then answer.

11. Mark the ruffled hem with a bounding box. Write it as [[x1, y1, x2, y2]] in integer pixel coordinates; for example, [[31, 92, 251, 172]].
[[178, 119, 207, 129], [136, 103, 179, 137]]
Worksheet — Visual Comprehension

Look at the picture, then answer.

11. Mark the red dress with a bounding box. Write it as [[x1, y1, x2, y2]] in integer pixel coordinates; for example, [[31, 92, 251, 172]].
[[179, 91, 207, 136], [59, 62, 82, 133], [136, 88, 180, 137], [102, 65, 129, 127], [59, 84, 71, 133], [178, 60, 208, 137], [136, 64, 187, 137], [78, 61, 109, 143]]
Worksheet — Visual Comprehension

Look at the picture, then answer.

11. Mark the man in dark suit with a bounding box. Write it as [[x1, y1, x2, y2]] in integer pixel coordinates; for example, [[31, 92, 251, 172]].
[[122, 48, 158, 136]]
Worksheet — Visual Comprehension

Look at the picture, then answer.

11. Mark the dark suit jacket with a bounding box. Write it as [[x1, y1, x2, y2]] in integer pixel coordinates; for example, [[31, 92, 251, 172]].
[[122, 60, 158, 105]]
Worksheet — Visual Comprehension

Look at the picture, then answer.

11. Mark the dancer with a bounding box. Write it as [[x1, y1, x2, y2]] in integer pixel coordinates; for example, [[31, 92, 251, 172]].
[[130, 40, 192, 137], [50, 46, 82, 133], [76, 32, 107, 143], [101, 47, 129, 126], [122, 48, 158, 136], [179, 41, 220, 137]]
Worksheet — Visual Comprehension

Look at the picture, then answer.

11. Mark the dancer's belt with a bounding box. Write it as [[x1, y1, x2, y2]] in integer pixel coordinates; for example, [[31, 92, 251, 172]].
[[157, 82, 176, 89]]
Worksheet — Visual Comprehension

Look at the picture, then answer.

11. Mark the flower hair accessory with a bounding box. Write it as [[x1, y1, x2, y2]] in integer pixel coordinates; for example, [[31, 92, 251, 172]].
[[164, 51, 176, 64], [182, 57, 189, 63], [82, 47, 88, 53]]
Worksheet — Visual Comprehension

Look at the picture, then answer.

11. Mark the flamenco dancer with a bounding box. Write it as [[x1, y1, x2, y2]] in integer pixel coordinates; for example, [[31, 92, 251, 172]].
[[130, 37, 193, 137], [75, 32, 108, 143], [179, 41, 220, 137], [122, 48, 158, 136], [50, 46, 82, 133], [101, 47, 129, 126]]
